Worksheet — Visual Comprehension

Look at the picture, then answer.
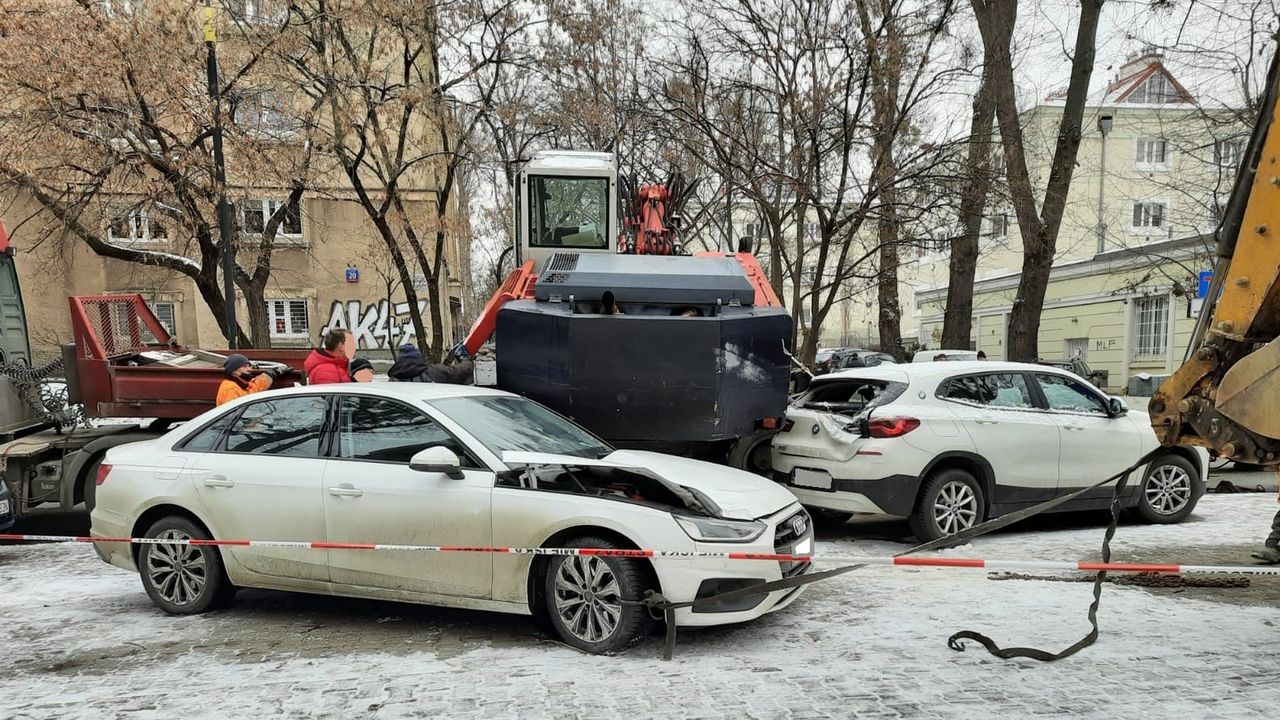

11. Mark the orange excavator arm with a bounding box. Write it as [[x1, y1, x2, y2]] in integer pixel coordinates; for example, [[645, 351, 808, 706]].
[[1151, 44, 1280, 465], [462, 260, 537, 356]]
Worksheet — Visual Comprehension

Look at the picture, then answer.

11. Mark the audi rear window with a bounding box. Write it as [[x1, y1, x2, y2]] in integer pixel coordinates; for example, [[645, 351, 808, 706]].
[[798, 379, 907, 416]]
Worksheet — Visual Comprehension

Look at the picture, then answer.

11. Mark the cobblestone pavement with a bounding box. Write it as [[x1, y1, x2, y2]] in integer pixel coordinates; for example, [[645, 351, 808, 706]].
[[3, 494, 1280, 719]]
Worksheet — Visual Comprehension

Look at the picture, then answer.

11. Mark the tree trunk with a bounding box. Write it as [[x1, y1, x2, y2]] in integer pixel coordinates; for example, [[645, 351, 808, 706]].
[[973, 0, 1104, 361], [941, 69, 996, 350], [877, 199, 903, 358], [241, 283, 272, 348]]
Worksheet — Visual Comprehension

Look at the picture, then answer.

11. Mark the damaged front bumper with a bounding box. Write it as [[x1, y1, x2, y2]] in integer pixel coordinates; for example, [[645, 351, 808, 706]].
[[659, 503, 813, 627]]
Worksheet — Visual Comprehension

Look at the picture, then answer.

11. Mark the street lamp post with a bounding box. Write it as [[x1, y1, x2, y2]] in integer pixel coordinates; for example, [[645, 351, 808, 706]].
[[204, 2, 238, 347], [1096, 113, 1114, 255]]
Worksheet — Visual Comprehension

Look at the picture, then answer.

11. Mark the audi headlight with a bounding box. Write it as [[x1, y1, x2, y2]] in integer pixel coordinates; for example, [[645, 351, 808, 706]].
[[674, 515, 766, 543]]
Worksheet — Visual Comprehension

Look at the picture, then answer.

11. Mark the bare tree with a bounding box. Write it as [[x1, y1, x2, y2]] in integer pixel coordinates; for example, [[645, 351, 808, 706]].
[[284, 0, 530, 361], [941, 61, 996, 349], [971, 0, 1104, 361], [663, 0, 960, 361], [0, 0, 317, 346]]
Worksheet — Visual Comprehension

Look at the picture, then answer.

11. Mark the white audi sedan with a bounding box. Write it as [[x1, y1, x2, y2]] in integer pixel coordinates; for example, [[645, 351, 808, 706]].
[[772, 361, 1209, 541], [90, 383, 810, 653]]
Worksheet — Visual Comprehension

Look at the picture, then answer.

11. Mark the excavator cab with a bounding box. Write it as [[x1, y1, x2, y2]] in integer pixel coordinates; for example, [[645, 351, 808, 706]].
[[515, 151, 619, 268]]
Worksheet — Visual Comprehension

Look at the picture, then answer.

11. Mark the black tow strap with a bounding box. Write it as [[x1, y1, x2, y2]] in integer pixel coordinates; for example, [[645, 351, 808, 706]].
[[629, 448, 1164, 661]]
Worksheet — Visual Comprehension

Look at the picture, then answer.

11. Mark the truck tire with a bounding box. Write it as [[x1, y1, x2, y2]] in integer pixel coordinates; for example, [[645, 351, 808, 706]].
[[728, 429, 779, 477], [544, 535, 653, 654], [138, 516, 236, 615]]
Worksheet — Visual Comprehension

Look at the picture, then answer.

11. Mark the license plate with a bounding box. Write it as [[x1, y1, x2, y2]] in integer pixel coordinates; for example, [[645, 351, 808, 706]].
[[792, 469, 833, 491], [0, 499, 9, 515]]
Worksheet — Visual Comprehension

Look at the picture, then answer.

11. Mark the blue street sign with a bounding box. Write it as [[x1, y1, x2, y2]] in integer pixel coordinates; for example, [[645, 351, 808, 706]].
[[1197, 270, 1213, 299], [345, 267, 360, 283]]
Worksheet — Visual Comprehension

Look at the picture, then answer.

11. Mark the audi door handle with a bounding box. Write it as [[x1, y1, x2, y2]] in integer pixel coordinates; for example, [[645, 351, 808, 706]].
[[328, 483, 363, 498], [203, 475, 234, 488], [975, 420, 999, 425], [1064, 425, 1086, 431]]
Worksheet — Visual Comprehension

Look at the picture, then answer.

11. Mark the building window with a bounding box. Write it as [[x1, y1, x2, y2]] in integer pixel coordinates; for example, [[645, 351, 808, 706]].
[[234, 91, 301, 139], [1128, 72, 1174, 104], [1131, 201, 1166, 231], [149, 301, 177, 338], [987, 213, 1008, 240], [268, 299, 309, 339], [744, 223, 757, 238], [227, 0, 287, 24], [240, 198, 302, 237], [1204, 196, 1225, 232], [108, 210, 169, 244], [1134, 296, 1169, 359], [1214, 138, 1246, 169], [1134, 138, 1168, 169]]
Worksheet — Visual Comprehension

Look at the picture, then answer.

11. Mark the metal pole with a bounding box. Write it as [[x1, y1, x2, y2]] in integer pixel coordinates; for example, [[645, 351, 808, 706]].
[[1096, 114, 1113, 255], [205, 3, 238, 347]]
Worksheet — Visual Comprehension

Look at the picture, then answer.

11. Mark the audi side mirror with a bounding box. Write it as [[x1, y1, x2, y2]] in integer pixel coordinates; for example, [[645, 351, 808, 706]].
[[409, 446, 465, 479], [1107, 397, 1128, 417]]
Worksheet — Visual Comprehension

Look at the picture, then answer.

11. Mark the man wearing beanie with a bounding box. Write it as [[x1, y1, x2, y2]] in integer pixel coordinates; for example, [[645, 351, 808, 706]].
[[387, 343, 474, 384], [349, 357, 375, 383], [216, 354, 282, 406]]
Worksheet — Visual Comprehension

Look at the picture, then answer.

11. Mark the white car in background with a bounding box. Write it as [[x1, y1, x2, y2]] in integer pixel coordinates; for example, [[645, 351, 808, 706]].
[[90, 384, 811, 654], [771, 361, 1208, 541], [912, 349, 979, 362]]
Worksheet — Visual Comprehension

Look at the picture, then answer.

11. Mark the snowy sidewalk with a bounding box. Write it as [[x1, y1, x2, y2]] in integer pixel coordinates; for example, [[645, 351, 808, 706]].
[[3, 494, 1280, 719]]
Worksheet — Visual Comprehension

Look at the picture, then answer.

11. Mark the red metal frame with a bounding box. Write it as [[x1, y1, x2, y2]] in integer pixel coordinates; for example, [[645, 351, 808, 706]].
[[69, 295, 310, 419]]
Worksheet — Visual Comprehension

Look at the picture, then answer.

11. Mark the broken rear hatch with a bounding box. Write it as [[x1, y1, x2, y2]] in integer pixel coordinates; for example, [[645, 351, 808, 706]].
[[501, 450, 798, 520], [774, 370, 911, 463]]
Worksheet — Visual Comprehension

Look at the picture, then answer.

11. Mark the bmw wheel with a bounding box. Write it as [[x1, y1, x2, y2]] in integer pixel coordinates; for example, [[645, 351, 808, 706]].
[[909, 469, 986, 542], [544, 536, 653, 654], [138, 516, 235, 615], [1134, 455, 1200, 524]]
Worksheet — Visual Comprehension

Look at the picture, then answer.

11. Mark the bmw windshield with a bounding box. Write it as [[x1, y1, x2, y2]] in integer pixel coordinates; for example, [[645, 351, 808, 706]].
[[429, 395, 613, 461]]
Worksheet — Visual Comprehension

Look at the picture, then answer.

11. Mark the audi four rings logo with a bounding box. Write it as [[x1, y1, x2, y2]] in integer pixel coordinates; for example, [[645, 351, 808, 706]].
[[810, 424, 820, 435], [790, 516, 807, 536]]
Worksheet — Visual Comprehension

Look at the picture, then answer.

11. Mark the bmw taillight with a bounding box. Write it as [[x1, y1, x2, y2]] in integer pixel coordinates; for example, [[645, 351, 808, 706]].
[[867, 417, 920, 438], [95, 464, 113, 486]]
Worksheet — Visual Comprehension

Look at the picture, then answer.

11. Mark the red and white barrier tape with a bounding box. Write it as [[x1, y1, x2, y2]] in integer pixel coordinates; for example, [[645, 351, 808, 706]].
[[3, 533, 1280, 576]]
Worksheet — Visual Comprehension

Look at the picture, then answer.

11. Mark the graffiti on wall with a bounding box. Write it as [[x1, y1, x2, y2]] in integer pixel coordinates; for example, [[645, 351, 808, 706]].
[[322, 300, 429, 349]]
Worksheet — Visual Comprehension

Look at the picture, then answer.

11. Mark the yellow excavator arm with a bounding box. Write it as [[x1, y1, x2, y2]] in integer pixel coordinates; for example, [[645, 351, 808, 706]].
[[1152, 45, 1280, 464]]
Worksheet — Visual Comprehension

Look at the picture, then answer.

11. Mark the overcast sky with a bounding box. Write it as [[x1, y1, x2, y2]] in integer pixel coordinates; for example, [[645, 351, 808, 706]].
[[1015, 0, 1277, 108]]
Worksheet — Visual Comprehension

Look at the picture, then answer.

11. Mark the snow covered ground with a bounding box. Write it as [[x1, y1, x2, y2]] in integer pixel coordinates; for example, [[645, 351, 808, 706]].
[[3, 494, 1280, 719]]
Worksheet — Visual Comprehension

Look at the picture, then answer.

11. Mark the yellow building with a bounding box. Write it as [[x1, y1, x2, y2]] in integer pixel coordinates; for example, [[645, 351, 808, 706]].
[[825, 48, 1242, 377]]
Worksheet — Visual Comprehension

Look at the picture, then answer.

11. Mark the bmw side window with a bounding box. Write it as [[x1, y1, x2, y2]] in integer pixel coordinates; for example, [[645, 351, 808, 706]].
[[337, 396, 481, 468], [943, 373, 1034, 409], [1036, 374, 1107, 415], [178, 412, 237, 451], [224, 396, 328, 456]]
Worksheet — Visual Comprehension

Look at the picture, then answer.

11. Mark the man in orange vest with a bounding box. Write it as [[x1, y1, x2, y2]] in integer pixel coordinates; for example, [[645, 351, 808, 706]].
[[216, 354, 281, 406]]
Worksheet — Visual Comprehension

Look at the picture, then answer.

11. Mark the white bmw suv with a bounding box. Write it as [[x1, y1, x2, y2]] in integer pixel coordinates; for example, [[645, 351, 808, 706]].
[[771, 361, 1208, 540]]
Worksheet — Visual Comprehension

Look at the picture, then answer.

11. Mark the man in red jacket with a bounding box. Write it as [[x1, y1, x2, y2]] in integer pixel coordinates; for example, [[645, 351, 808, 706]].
[[305, 329, 355, 384]]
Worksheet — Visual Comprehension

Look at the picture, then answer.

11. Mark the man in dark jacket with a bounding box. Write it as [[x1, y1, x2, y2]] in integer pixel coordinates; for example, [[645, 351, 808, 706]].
[[388, 344, 474, 384]]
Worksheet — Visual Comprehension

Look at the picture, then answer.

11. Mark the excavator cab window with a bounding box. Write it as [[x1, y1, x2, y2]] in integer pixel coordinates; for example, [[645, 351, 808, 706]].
[[529, 176, 609, 249]]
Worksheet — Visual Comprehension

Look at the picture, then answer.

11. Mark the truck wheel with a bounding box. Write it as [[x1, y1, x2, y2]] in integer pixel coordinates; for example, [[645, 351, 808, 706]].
[[1134, 454, 1200, 524], [544, 536, 652, 654], [138, 516, 235, 615], [729, 429, 779, 477]]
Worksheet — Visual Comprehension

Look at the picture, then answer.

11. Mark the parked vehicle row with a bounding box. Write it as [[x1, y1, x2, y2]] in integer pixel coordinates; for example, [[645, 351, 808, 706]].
[[87, 360, 1207, 654]]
